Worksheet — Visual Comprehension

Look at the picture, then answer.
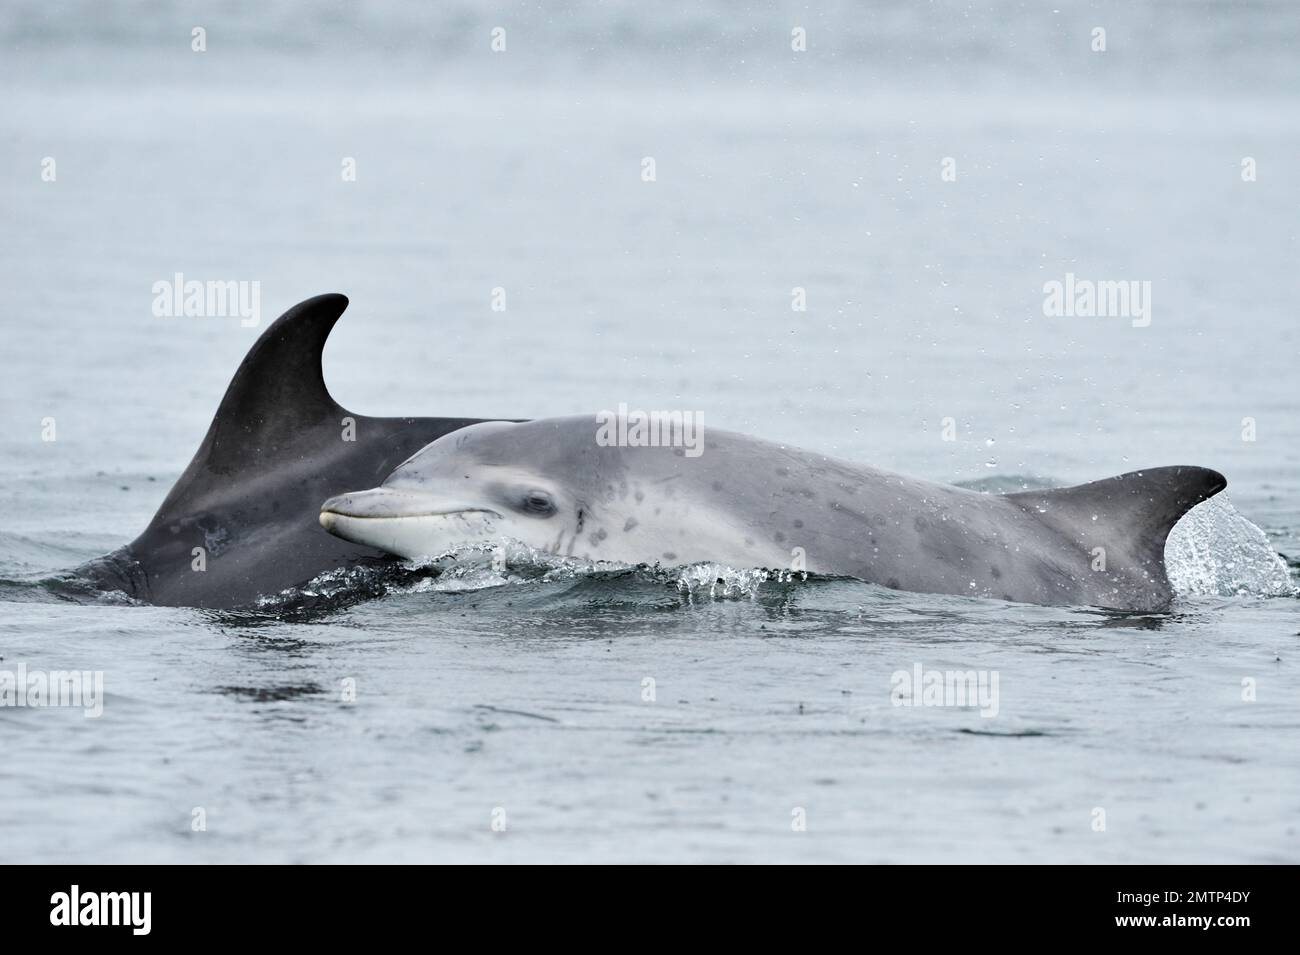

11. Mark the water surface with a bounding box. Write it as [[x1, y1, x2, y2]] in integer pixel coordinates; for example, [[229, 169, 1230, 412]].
[[1, 0, 1297, 863]]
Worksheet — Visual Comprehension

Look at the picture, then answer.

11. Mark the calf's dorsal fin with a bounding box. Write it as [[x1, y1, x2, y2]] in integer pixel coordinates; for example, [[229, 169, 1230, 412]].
[[1004, 466, 1226, 579]]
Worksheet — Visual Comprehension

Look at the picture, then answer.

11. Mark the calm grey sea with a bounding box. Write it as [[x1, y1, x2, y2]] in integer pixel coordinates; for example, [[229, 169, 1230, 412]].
[[1, 1, 1297, 862]]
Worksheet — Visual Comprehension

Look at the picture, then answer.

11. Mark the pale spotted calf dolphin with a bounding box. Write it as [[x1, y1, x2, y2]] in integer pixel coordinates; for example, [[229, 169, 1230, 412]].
[[320, 416, 1226, 610]]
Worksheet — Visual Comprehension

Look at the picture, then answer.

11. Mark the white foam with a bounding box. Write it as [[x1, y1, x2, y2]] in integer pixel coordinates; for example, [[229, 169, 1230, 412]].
[[1165, 496, 1296, 598]]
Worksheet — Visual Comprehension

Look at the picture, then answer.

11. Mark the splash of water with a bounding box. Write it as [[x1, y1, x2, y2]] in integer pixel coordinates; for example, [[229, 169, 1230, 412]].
[[1165, 496, 1296, 598], [671, 563, 807, 600], [391, 542, 807, 600]]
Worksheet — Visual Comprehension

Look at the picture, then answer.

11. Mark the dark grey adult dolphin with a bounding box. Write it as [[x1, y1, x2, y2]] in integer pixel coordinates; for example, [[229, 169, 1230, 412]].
[[75, 294, 500, 608]]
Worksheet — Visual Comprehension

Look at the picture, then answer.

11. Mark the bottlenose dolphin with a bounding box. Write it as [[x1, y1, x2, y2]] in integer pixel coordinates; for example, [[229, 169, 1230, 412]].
[[319, 417, 1225, 610], [75, 294, 502, 607]]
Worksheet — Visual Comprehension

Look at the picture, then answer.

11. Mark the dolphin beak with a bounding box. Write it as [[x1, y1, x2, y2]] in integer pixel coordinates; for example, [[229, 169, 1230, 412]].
[[320, 489, 390, 519], [319, 488, 500, 521], [318, 488, 504, 558]]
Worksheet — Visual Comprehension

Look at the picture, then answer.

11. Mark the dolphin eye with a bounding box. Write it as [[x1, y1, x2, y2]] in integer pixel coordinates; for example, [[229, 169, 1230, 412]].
[[518, 489, 556, 517]]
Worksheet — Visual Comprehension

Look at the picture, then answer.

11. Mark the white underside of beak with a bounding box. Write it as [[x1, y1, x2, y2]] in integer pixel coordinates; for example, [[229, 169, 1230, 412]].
[[320, 489, 502, 559]]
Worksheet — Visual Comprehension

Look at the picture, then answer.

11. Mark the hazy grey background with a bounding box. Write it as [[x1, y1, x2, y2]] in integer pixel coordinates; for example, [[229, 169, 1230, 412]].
[[1, 1, 1297, 862]]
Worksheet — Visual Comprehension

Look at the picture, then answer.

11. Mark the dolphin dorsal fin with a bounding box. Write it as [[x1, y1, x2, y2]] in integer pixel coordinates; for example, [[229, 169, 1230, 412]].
[[1004, 465, 1227, 573], [202, 293, 349, 463], [82, 292, 500, 607]]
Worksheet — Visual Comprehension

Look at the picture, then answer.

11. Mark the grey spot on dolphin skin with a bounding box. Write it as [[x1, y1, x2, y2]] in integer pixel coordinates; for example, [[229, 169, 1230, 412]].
[[991, 565, 1002, 580], [712, 481, 723, 491], [774, 531, 786, 543], [634, 489, 645, 503], [662, 552, 677, 561], [575, 508, 585, 533], [886, 578, 901, 590], [776, 467, 789, 477], [623, 517, 639, 532], [914, 516, 929, 533], [792, 519, 803, 529]]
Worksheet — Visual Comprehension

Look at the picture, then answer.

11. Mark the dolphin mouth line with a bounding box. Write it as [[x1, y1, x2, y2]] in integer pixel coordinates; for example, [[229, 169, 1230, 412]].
[[319, 507, 501, 521]]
